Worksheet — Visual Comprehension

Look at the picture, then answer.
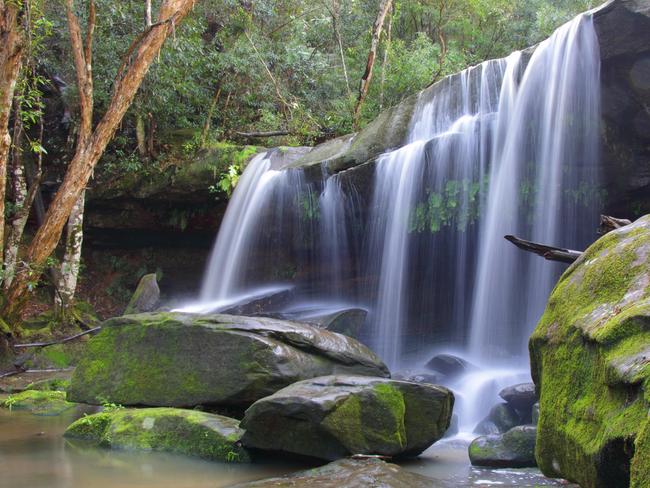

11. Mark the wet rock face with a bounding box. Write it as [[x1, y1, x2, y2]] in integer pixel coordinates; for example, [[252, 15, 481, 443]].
[[67, 312, 389, 408], [530, 215, 650, 488], [64, 407, 250, 462], [425, 354, 475, 378], [229, 458, 442, 488], [124, 273, 160, 314], [241, 375, 454, 461], [499, 382, 537, 422], [469, 425, 537, 468]]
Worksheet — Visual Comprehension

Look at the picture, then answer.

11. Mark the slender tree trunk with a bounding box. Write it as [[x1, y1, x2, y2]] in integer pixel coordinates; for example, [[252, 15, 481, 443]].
[[54, 190, 85, 316], [147, 112, 156, 157], [0, 4, 24, 264], [200, 85, 221, 148], [353, 0, 392, 130], [330, 0, 351, 99], [2, 0, 196, 320], [379, 5, 393, 111], [145, 0, 152, 27], [136, 113, 147, 156]]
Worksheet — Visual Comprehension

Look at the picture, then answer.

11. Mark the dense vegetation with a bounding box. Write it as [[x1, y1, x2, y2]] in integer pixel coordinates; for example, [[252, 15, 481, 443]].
[[0, 0, 594, 332]]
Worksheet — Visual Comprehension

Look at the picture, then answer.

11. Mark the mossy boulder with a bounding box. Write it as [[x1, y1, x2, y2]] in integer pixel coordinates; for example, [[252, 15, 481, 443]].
[[2, 390, 75, 416], [124, 273, 160, 314], [469, 425, 537, 468], [68, 312, 389, 408], [64, 407, 250, 462], [229, 458, 442, 488], [240, 375, 454, 461], [530, 215, 650, 488]]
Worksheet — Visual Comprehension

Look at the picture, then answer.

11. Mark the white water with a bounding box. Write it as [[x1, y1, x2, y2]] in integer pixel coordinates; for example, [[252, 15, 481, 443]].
[[200, 152, 281, 303], [193, 11, 602, 431]]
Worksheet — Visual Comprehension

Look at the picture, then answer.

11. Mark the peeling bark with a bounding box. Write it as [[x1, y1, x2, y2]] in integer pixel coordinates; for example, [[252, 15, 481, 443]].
[[54, 191, 85, 315]]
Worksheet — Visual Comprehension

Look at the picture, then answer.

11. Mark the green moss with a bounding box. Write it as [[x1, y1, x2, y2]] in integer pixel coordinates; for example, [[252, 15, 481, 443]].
[[65, 408, 250, 463], [3, 390, 75, 416], [530, 216, 650, 488], [322, 385, 407, 455], [631, 418, 650, 488], [26, 378, 71, 392]]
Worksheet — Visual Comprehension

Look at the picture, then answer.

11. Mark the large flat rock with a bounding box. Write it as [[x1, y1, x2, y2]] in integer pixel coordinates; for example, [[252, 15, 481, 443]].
[[67, 313, 389, 408], [241, 375, 453, 461]]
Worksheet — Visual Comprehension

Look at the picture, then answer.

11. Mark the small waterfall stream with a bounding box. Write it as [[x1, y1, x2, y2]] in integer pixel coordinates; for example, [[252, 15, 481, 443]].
[[193, 12, 602, 432]]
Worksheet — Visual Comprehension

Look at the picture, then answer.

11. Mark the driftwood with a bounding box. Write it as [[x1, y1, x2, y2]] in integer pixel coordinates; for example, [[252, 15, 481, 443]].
[[0, 367, 74, 379], [504, 235, 583, 264], [234, 130, 290, 138], [598, 215, 632, 235], [12, 326, 101, 349]]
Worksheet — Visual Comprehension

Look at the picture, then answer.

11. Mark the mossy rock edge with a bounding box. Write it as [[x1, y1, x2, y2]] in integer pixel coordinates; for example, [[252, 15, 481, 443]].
[[530, 214, 650, 488]]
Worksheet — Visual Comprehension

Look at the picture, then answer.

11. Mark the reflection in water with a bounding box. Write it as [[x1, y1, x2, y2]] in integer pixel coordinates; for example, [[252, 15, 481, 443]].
[[1, 409, 573, 487]]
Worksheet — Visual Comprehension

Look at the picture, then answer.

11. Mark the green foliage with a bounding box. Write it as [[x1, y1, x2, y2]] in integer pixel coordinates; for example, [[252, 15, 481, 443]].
[[409, 177, 488, 233]]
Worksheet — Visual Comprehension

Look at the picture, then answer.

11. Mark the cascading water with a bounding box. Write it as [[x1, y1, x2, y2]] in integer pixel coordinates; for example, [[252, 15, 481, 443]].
[[192, 11, 601, 432]]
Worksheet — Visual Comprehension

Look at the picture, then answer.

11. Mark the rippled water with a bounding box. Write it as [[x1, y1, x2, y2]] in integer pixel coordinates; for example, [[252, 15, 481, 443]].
[[1, 408, 574, 488]]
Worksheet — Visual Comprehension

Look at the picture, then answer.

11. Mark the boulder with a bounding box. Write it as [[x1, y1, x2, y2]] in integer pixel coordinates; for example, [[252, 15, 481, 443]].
[[241, 375, 454, 461], [68, 312, 389, 408], [3, 390, 75, 416], [228, 458, 443, 488], [425, 354, 475, 378], [531, 402, 540, 425], [64, 407, 250, 462], [499, 383, 537, 422], [469, 425, 537, 468], [474, 403, 521, 434], [308, 308, 367, 338], [530, 215, 650, 488], [124, 273, 160, 314]]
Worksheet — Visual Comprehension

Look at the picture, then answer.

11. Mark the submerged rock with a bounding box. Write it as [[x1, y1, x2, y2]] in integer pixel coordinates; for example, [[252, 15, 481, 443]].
[[469, 425, 537, 468], [65, 407, 250, 462], [241, 375, 454, 461], [228, 458, 441, 487], [530, 215, 650, 488], [392, 370, 446, 385], [2, 390, 75, 416], [124, 273, 160, 314], [424, 354, 475, 378], [68, 312, 389, 408]]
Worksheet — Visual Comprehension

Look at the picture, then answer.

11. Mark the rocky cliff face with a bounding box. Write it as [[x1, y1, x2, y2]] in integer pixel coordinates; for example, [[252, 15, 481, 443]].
[[529, 215, 650, 488]]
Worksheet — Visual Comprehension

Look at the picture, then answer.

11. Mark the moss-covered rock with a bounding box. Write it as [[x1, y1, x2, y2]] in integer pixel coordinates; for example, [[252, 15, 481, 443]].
[[530, 215, 650, 488], [229, 458, 442, 487], [26, 378, 71, 392], [124, 273, 160, 314], [2, 390, 75, 416], [68, 312, 389, 408], [64, 407, 250, 462], [469, 425, 537, 468], [240, 375, 453, 461]]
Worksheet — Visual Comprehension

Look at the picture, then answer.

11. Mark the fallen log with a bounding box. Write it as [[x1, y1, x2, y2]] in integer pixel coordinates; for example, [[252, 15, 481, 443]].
[[598, 215, 632, 235], [504, 235, 583, 264], [12, 326, 102, 350]]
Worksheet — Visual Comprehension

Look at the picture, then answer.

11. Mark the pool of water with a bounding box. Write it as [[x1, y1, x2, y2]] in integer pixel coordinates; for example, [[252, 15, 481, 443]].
[[0, 407, 576, 488]]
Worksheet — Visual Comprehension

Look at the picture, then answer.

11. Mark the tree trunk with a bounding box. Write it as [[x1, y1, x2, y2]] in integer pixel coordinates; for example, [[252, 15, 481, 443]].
[[0, 4, 24, 264], [54, 191, 85, 317], [136, 113, 147, 157], [379, 4, 393, 111], [504, 235, 583, 264], [2, 0, 196, 320], [353, 0, 392, 130], [200, 85, 221, 148], [330, 0, 351, 99]]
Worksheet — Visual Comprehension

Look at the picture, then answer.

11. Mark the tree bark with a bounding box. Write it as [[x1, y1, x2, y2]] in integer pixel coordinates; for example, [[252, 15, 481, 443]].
[[136, 113, 147, 156], [54, 190, 85, 316], [379, 4, 393, 110], [0, 4, 25, 264], [352, 0, 392, 130], [2, 0, 196, 320], [504, 235, 583, 264], [329, 0, 351, 99]]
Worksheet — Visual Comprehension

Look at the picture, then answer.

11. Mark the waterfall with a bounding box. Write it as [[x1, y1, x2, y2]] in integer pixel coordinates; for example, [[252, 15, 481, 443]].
[[364, 13, 600, 369], [468, 14, 601, 361], [193, 12, 601, 389]]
